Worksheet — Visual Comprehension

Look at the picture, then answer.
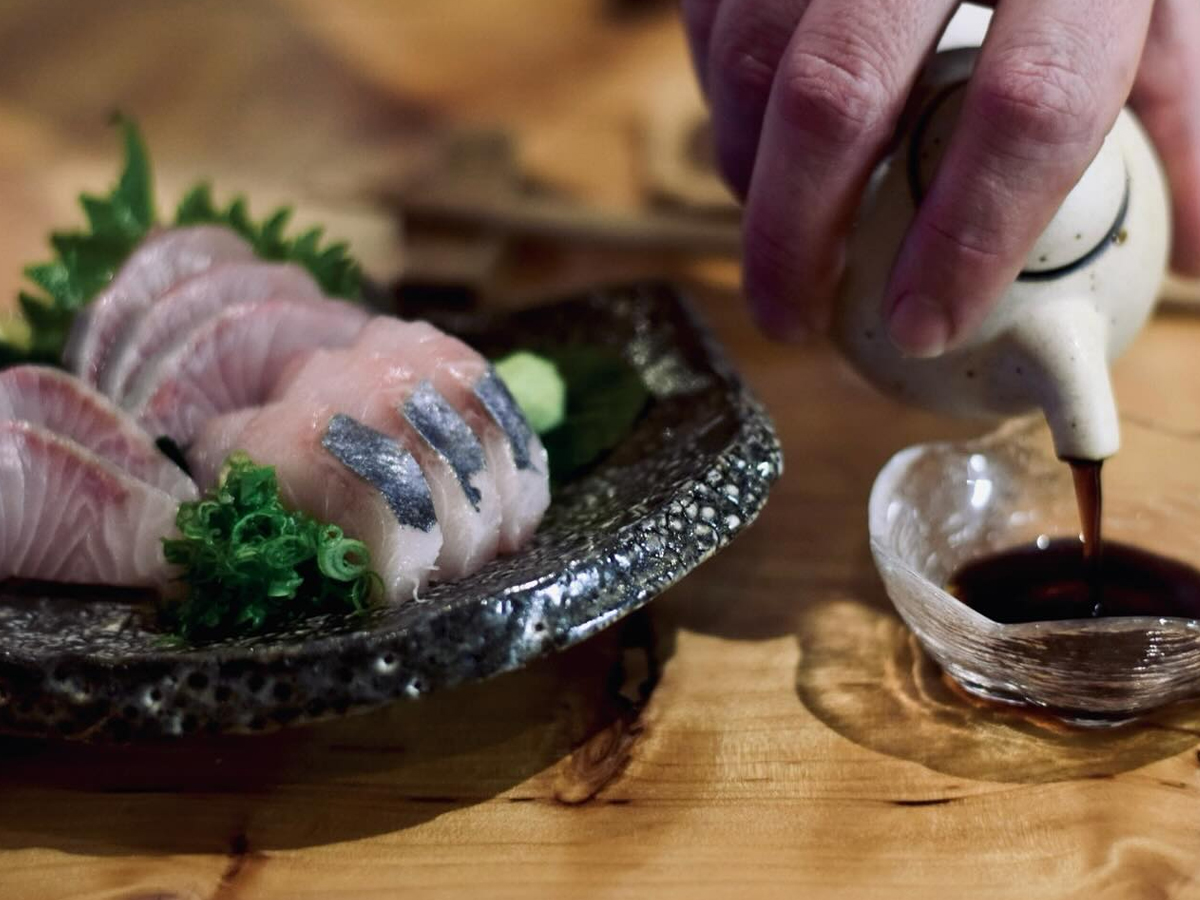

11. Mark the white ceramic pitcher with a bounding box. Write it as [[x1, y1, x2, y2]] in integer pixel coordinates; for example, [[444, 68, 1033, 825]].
[[833, 48, 1171, 461]]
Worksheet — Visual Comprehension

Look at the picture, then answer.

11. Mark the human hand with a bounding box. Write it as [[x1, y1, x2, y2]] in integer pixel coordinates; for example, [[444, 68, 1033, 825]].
[[682, 0, 1200, 356]]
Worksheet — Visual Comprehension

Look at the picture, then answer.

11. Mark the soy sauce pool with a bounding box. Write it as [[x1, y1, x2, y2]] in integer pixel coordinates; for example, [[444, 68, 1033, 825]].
[[947, 539, 1200, 624]]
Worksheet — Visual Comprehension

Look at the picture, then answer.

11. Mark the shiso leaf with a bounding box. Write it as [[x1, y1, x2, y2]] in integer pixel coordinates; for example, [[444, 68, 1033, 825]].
[[9, 115, 158, 361], [540, 347, 649, 483], [2, 116, 363, 367], [174, 186, 361, 300], [112, 113, 155, 234], [161, 452, 380, 642]]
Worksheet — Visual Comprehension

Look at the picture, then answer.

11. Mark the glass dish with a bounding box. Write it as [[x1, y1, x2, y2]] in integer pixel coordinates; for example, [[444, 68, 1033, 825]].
[[869, 415, 1200, 726]]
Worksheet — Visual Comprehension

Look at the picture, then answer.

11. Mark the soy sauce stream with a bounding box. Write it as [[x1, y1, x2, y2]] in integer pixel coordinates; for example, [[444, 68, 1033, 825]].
[[1066, 458, 1104, 613]]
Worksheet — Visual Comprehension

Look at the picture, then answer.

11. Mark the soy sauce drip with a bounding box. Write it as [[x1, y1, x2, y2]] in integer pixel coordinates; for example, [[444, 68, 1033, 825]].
[[1066, 458, 1103, 613]]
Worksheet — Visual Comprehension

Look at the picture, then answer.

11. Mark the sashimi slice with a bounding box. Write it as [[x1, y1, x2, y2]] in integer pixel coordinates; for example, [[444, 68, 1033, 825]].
[[0, 421, 180, 588], [129, 297, 370, 446], [0, 366, 196, 500], [275, 344, 502, 580], [402, 381, 498, 576], [104, 261, 322, 402], [349, 319, 550, 552], [64, 226, 256, 388], [469, 371, 550, 552], [189, 405, 441, 603]]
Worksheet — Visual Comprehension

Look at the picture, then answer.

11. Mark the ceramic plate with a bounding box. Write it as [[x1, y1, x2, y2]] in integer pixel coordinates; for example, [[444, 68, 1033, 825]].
[[0, 282, 781, 740]]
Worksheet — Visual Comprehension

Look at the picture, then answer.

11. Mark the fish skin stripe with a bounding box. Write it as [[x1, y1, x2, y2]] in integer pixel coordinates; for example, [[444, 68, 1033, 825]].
[[322, 413, 437, 532], [402, 380, 485, 511], [473, 369, 535, 471]]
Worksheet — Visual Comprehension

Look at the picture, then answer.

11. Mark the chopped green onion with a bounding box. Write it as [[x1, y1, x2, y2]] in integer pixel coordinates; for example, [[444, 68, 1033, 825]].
[[162, 452, 380, 642]]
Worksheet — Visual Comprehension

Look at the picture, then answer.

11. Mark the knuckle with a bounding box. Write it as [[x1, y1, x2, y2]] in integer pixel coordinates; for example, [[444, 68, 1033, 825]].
[[976, 47, 1100, 152], [776, 39, 894, 145]]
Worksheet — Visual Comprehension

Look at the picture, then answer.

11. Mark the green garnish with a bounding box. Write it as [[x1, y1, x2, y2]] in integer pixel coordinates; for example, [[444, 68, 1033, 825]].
[[11, 117, 155, 365], [161, 452, 379, 642], [175, 184, 360, 299], [494, 351, 566, 433], [3, 116, 361, 366], [495, 347, 649, 484]]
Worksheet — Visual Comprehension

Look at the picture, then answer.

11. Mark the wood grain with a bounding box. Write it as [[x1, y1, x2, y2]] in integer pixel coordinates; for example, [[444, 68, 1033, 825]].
[[2, 2, 1200, 898]]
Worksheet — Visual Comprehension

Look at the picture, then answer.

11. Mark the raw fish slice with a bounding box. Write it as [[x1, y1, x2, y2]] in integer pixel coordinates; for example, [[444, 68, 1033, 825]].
[[470, 369, 549, 548], [0, 421, 179, 588], [276, 346, 501, 580], [0, 366, 197, 500], [350, 319, 549, 552], [189, 405, 441, 602], [65, 226, 256, 388], [129, 297, 370, 446], [402, 382, 498, 577], [105, 261, 322, 401]]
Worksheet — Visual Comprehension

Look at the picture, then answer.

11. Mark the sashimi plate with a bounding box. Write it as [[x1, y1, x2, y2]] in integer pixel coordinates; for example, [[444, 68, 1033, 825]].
[[0, 282, 781, 740]]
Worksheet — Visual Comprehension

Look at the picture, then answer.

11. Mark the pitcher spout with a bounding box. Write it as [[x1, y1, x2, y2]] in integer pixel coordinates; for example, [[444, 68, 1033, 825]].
[[1008, 298, 1119, 461]]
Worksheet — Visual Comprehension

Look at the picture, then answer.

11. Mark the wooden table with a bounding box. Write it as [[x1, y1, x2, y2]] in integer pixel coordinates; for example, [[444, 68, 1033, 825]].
[[4, 2, 1200, 897]]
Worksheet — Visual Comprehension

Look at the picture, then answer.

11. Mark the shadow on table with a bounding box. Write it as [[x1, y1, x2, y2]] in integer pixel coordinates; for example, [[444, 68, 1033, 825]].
[[0, 610, 673, 855]]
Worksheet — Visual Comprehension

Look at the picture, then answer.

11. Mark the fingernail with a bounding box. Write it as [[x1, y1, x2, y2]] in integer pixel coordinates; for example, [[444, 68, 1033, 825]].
[[887, 292, 951, 358]]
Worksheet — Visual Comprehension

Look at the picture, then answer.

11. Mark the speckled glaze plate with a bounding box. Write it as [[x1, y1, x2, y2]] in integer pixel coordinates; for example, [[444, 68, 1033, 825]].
[[0, 282, 781, 741]]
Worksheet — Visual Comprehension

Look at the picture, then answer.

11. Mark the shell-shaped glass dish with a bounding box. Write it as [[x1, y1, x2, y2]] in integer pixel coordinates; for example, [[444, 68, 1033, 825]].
[[869, 416, 1200, 726]]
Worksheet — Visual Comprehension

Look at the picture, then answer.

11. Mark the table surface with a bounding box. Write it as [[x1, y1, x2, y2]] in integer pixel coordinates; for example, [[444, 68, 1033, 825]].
[[4, 2, 1200, 898]]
